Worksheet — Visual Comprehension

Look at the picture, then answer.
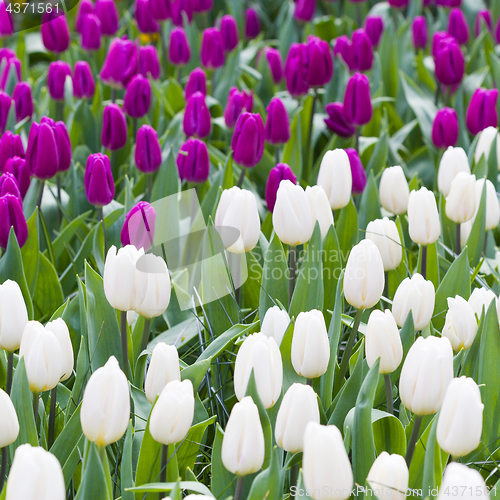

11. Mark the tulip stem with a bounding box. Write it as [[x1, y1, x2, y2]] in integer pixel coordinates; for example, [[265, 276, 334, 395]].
[[288, 245, 296, 303], [36, 180, 45, 211], [355, 127, 360, 153], [120, 311, 130, 380], [421, 245, 427, 280], [32, 391, 38, 425], [147, 173, 153, 202], [133, 118, 138, 139], [141, 318, 152, 353], [337, 308, 363, 387], [111, 88, 116, 103], [6, 351, 13, 395], [290, 464, 299, 498], [160, 444, 168, 489], [0, 447, 7, 493], [97, 206, 107, 255], [384, 374, 393, 415], [234, 476, 245, 500], [305, 89, 318, 182], [306, 378, 313, 386], [237, 168, 246, 188], [383, 271, 389, 299], [48, 385, 57, 448], [55, 100, 64, 123], [405, 415, 423, 466], [275, 146, 280, 164], [455, 224, 461, 255]]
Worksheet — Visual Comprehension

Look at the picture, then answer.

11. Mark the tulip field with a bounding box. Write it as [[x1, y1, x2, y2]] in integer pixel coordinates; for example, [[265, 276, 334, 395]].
[[3, 0, 500, 498]]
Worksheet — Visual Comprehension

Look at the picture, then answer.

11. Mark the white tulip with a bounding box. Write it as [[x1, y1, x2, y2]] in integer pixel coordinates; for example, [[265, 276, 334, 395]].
[[0, 279, 28, 352], [474, 126, 500, 169], [379, 166, 410, 216], [234, 332, 282, 409], [436, 377, 483, 457], [445, 172, 476, 223], [392, 274, 435, 330], [366, 452, 408, 500], [273, 180, 314, 246], [317, 149, 352, 210], [302, 422, 353, 500], [6, 444, 65, 500], [365, 310, 403, 374], [145, 343, 181, 404], [344, 239, 384, 310], [221, 396, 265, 476], [305, 185, 334, 239], [215, 187, 261, 253], [437, 463, 489, 500], [407, 187, 441, 245], [460, 219, 472, 247], [260, 306, 290, 346], [45, 318, 74, 381], [438, 147, 471, 197], [291, 310, 330, 379], [399, 336, 454, 415], [0, 388, 19, 447], [475, 178, 500, 231], [442, 296, 478, 352], [80, 356, 130, 447], [275, 383, 319, 453], [149, 379, 195, 445], [468, 287, 496, 320], [365, 217, 402, 271]]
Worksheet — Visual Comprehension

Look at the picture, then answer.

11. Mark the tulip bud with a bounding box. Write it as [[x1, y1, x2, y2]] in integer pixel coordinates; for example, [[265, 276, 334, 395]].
[[284, 44, 309, 98], [0, 56, 19, 92], [224, 87, 253, 129], [344, 72, 372, 126], [294, 0, 315, 22], [194, 0, 212, 13], [317, 149, 352, 210], [176, 138, 210, 184], [291, 310, 330, 378], [41, 12, 70, 53], [12, 81, 33, 121], [334, 35, 353, 71], [265, 97, 290, 146], [445, 172, 476, 223], [367, 452, 408, 500], [136, 0, 159, 33], [0, 387, 19, 447], [84, 153, 115, 206], [366, 217, 402, 271], [81, 13, 102, 51], [245, 8, 260, 39], [170, 0, 193, 26], [273, 180, 313, 246], [261, 305, 290, 345], [407, 187, 441, 245], [54, 120, 72, 173], [123, 74, 151, 118], [432, 108, 459, 149], [304, 35, 333, 87], [185, 68, 207, 99], [0, 172, 20, 199], [45, 318, 74, 381], [145, 343, 181, 404], [183, 91, 211, 139], [435, 38, 464, 87], [474, 126, 500, 166], [388, 0, 409, 7], [351, 28, 373, 72], [265, 163, 296, 213], [20, 321, 63, 392], [169, 27, 191, 66], [437, 147, 470, 197], [448, 8, 469, 45], [399, 336, 453, 415], [364, 16, 384, 47], [442, 295, 478, 352], [437, 377, 483, 457], [0, 130, 24, 172], [232, 112, 265, 168], [324, 102, 355, 138], [4, 156, 29, 198], [95, 0, 118, 35], [0, 1, 12, 37], [101, 103, 128, 150], [437, 463, 489, 500], [392, 273, 435, 330], [6, 444, 65, 500], [264, 47, 283, 84], [100, 37, 138, 88], [305, 185, 333, 239], [150, 0, 170, 21], [81, 356, 130, 446], [302, 422, 353, 500], [475, 9, 492, 36], [275, 383, 319, 453], [121, 201, 156, 251], [0, 91, 10, 133], [215, 187, 261, 253], [475, 178, 500, 230], [412, 16, 428, 50], [0, 279, 28, 351], [75, 0, 94, 33], [222, 396, 264, 475], [135, 124, 162, 174], [139, 45, 160, 80], [200, 28, 224, 70], [432, 31, 452, 59], [466, 88, 498, 136], [73, 61, 96, 99], [468, 287, 496, 320], [0, 194, 28, 248], [344, 239, 384, 310], [220, 15, 238, 52], [346, 148, 366, 194], [496, 18, 500, 45]]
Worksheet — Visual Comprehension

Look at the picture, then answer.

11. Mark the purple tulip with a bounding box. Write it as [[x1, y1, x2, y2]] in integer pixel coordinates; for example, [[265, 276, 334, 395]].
[[388, 0, 409, 8], [265, 163, 296, 212], [344, 72, 372, 126], [324, 102, 356, 138], [432, 31, 453, 58], [183, 91, 211, 138], [475, 10, 492, 36], [294, 0, 315, 22], [47, 61, 72, 101], [364, 16, 384, 47], [151, 0, 170, 20], [41, 12, 70, 53], [73, 61, 96, 99], [264, 47, 283, 84], [284, 43, 309, 98], [496, 18, 500, 45], [245, 8, 260, 39], [334, 36, 353, 71], [171, 0, 193, 26], [232, 112, 265, 168], [437, 0, 461, 5], [0, 0, 13, 37], [0, 172, 20, 199], [135, 124, 162, 173], [0, 91, 10, 134], [0, 57, 20, 91], [136, 0, 159, 33], [448, 8, 469, 45], [185, 68, 207, 99], [224, 88, 253, 129], [123, 75, 151, 118], [201, 28, 224, 70], [84, 153, 115, 207], [265, 97, 291, 146], [432, 108, 459, 149], [0, 194, 28, 248], [466, 88, 498, 135], [351, 29, 373, 72], [0, 131, 24, 173], [139, 45, 161, 80], [304, 35, 333, 87], [101, 104, 128, 150], [176, 138, 210, 183], [26, 120, 59, 180], [4, 156, 30, 198], [76, 0, 94, 33], [169, 27, 191, 66], [100, 37, 139, 89], [40, 119, 72, 173], [95, 0, 119, 35], [412, 16, 427, 50], [193, 0, 212, 13], [121, 201, 156, 251], [434, 37, 464, 87], [346, 148, 366, 194], [81, 14, 102, 51], [220, 15, 239, 52]]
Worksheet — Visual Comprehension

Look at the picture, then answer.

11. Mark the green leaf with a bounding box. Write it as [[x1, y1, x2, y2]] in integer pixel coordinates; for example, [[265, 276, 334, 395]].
[[322, 226, 342, 318], [127, 481, 213, 496], [366, 133, 388, 176], [210, 424, 236, 499], [422, 415, 448, 497], [74, 442, 111, 500], [466, 180, 487, 267], [121, 422, 135, 500], [247, 445, 283, 500], [151, 149, 180, 202], [282, 112, 303, 182], [358, 170, 382, 232], [33, 252, 64, 321], [335, 199, 359, 261], [181, 358, 212, 392], [280, 322, 304, 393], [20, 209, 40, 296], [52, 210, 92, 260]]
